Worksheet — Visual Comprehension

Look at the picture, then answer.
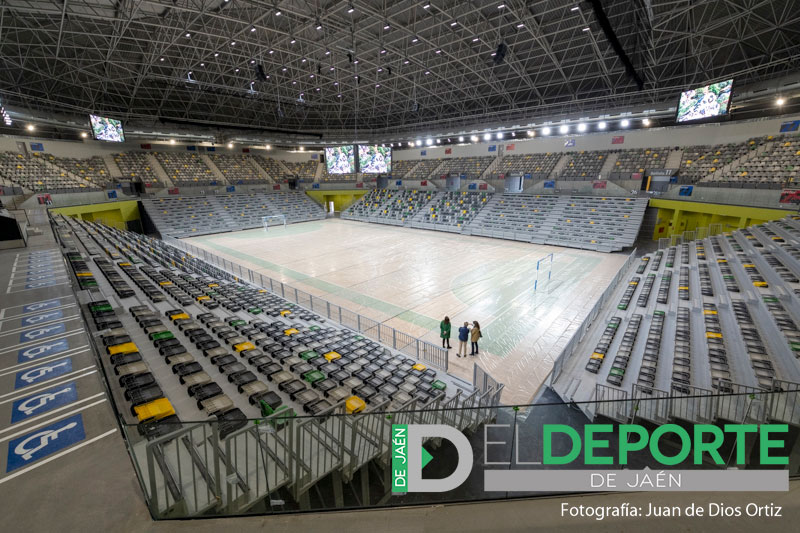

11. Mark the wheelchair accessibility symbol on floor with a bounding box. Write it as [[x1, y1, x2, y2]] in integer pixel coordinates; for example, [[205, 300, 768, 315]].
[[17, 338, 70, 363], [14, 358, 73, 389], [11, 382, 78, 423], [22, 299, 62, 313], [19, 323, 66, 344], [6, 414, 86, 472], [21, 310, 64, 327]]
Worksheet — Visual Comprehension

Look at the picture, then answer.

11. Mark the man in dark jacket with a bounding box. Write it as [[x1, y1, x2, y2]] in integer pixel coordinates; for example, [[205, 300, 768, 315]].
[[457, 322, 469, 358]]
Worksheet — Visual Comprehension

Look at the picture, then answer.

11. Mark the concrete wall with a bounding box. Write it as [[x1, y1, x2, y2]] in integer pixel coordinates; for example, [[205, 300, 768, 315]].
[[393, 114, 800, 162]]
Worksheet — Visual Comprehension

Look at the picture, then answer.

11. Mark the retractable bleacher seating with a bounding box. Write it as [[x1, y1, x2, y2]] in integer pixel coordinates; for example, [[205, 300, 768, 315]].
[[155, 152, 216, 186]]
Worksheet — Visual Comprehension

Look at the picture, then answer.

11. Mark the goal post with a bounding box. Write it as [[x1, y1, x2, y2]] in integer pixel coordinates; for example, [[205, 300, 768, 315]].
[[534, 253, 554, 292], [262, 214, 287, 231]]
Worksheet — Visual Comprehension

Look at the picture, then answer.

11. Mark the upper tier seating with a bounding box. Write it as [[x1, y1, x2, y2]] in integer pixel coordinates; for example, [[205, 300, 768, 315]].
[[391, 159, 418, 178], [609, 148, 668, 179], [494, 152, 561, 180], [210, 154, 268, 184], [559, 151, 608, 180], [114, 152, 162, 186], [284, 160, 318, 180], [406, 159, 443, 179], [705, 135, 800, 188], [434, 156, 494, 179], [555, 215, 800, 426], [0, 151, 99, 192], [50, 156, 114, 188], [677, 139, 756, 183], [154, 152, 215, 186], [342, 188, 434, 225], [141, 192, 325, 237], [323, 171, 356, 182]]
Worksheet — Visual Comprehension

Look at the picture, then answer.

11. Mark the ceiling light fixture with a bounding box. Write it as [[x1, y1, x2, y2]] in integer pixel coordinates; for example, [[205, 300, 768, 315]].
[[496, 132, 503, 139], [228, 142, 233, 148], [348, 5, 354, 13], [251, 27, 256, 32], [470, 135, 479, 142], [542, 127, 551, 135], [559, 125, 569, 134], [582, 27, 590, 31], [620, 119, 630, 127], [642, 118, 651, 126], [483, 133, 491, 141], [185, 33, 191, 38], [81, 132, 88, 138], [425, 138, 433, 146], [597, 121, 607, 130], [169, 139, 176, 144], [527, 130, 534, 137], [458, 135, 464, 142], [777, 97, 785, 106], [577, 123, 587, 132], [416, 139, 422, 146]]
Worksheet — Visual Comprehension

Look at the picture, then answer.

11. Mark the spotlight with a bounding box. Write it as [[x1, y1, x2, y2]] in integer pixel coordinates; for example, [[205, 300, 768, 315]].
[[436, 139, 441, 144], [498, 4, 505, 8], [231, 41, 236, 45], [597, 121, 607, 130], [266, 144, 272, 150], [620, 119, 630, 127], [290, 38, 296, 44], [251, 27, 256, 32], [472, 37, 479, 42], [470, 135, 479, 142], [511, 132, 516, 137], [424, 70, 430, 75], [458, 136, 464, 142], [275, 10, 281, 16], [81, 132, 88, 138], [348, 5, 354, 13], [185, 33, 191, 38], [26, 124, 35, 131], [412, 37, 419, 43], [541, 127, 551, 135], [559, 124, 569, 134], [496, 132, 503, 139], [228, 142, 233, 148], [423, 3, 430, 9], [299, 146, 305, 152], [516, 23, 524, 28], [214, 52, 219, 57], [777, 97, 785, 106], [450, 21, 458, 26], [408, 142, 414, 147], [483, 133, 491, 141], [527, 130, 534, 137], [169, 139, 176, 145], [384, 23, 390, 30], [316, 22, 322, 30], [159, 57, 165, 62], [577, 123, 587, 132], [425, 138, 433, 146], [416, 139, 422, 146], [642, 118, 651, 126]]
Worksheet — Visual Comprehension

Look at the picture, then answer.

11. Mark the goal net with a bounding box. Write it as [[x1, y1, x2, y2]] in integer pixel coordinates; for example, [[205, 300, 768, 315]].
[[534, 253, 554, 292], [262, 214, 287, 231]]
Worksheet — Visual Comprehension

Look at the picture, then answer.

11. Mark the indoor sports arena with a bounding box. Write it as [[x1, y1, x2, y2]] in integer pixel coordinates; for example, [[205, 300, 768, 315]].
[[0, 1, 799, 532]]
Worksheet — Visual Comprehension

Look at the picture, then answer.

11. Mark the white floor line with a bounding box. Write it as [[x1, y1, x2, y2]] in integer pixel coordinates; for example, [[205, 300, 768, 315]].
[[0, 393, 107, 438], [0, 345, 90, 377], [0, 370, 97, 404], [0, 428, 118, 486]]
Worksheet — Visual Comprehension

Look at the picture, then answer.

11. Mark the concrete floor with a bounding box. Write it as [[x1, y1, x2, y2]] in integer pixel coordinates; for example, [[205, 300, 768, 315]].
[[185, 219, 629, 405]]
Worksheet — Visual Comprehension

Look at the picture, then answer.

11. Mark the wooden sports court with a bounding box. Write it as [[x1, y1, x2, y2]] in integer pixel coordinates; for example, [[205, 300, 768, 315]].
[[185, 218, 629, 404]]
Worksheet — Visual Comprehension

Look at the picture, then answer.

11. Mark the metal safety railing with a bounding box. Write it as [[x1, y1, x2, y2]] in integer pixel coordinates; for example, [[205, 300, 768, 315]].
[[549, 248, 639, 386], [162, 237, 449, 372]]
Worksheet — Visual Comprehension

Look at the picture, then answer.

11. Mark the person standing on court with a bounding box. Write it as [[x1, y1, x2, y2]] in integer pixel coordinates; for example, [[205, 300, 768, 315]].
[[470, 320, 481, 356], [457, 321, 470, 358], [440, 316, 452, 349]]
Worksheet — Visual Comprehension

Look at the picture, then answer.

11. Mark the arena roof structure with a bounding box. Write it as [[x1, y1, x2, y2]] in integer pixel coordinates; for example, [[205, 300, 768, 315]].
[[1, 0, 799, 137]]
